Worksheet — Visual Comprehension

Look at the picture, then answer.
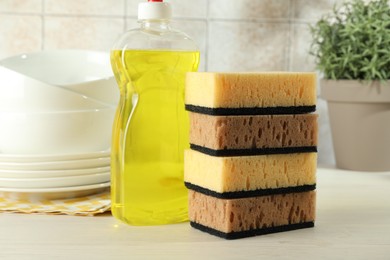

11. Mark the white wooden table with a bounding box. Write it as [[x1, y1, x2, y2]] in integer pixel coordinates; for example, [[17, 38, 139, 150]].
[[1, 167, 390, 260]]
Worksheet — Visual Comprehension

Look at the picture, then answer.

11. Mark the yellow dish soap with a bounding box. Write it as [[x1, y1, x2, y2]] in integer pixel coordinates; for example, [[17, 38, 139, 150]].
[[110, 0, 200, 225]]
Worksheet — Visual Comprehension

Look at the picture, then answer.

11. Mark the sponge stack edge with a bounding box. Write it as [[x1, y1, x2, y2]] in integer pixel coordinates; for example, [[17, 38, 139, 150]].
[[184, 72, 318, 239]]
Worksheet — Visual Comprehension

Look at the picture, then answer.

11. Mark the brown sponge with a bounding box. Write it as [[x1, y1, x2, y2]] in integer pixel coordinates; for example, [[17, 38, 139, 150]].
[[189, 190, 316, 239], [189, 113, 318, 156]]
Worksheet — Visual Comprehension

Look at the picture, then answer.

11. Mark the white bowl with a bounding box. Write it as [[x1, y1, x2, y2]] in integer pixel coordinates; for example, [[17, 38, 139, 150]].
[[0, 172, 110, 189], [0, 66, 109, 111], [0, 50, 119, 106], [0, 107, 115, 155], [62, 77, 119, 106], [0, 50, 113, 85], [0, 166, 111, 178]]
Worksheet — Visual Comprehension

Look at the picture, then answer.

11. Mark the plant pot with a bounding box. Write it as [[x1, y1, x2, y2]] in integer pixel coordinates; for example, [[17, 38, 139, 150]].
[[321, 80, 390, 171]]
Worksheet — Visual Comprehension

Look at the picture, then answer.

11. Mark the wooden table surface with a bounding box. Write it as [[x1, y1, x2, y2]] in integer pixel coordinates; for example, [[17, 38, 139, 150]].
[[1, 167, 390, 260]]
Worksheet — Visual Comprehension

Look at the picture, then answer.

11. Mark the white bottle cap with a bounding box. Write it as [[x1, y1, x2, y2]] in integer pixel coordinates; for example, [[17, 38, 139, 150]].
[[138, 0, 172, 20]]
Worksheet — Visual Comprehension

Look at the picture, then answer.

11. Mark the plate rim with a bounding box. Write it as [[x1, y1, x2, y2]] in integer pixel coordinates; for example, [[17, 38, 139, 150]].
[[0, 181, 110, 193], [0, 171, 110, 182], [0, 150, 110, 162]]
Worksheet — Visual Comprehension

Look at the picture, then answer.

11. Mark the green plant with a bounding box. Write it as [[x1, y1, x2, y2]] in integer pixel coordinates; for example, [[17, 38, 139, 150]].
[[310, 0, 390, 80]]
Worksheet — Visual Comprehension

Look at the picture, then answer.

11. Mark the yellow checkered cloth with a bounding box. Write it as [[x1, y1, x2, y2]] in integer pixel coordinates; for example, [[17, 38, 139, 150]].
[[0, 191, 111, 216]]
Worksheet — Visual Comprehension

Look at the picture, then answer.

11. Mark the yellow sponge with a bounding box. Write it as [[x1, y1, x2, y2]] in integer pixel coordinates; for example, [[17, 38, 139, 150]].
[[185, 72, 317, 110], [184, 149, 317, 196]]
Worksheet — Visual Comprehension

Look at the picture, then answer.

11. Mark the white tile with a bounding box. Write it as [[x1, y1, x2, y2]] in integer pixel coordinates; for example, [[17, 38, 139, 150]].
[[293, 0, 337, 22], [0, 15, 42, 59], [290, 23, 316, 72], [209, 0, 290, 20], [45, 0, 125, 16], [44, 17, 124, 51], [208, 21, 289, 72], [126, 0, 140, 17], [0, 0, 42, 13], [167, 0, 207, 19], [127, 0, 207, 19]]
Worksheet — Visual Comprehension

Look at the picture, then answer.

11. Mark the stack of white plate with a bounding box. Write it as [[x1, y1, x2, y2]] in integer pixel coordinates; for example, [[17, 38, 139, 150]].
[[0, 50, 119, 200], [0, 151, 111, 199]]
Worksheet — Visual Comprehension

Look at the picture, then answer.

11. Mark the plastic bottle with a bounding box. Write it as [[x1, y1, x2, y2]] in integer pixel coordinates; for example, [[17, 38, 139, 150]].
[[110, 0, 200, 225]]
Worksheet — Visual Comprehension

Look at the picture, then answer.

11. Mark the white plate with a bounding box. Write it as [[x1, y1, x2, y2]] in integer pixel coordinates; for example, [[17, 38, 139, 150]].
[[0, 166, 110, 178], [0, 157, 110, 171], [0, 172, 110, 189], [0, 150, 110, 163], [0, 182, 110, 200]]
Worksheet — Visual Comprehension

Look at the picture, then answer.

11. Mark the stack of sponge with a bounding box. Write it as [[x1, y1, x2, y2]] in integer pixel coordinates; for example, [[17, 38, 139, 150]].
[[184, 72, 318, 239]]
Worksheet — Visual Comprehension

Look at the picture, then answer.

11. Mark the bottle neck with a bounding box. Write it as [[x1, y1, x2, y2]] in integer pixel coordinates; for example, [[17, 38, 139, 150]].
[[140, 20, 171, 31]]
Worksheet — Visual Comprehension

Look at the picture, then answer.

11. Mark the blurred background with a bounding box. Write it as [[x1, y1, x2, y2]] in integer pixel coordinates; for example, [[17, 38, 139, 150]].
[[0, 0, 338, 165]]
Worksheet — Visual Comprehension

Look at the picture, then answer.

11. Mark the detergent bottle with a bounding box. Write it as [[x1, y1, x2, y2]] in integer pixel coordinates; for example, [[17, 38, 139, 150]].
[[110, 0, 200, 225]]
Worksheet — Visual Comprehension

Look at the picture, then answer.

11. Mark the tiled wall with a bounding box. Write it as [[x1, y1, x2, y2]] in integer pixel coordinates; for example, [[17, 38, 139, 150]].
[[0, 0, 339, 165]]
